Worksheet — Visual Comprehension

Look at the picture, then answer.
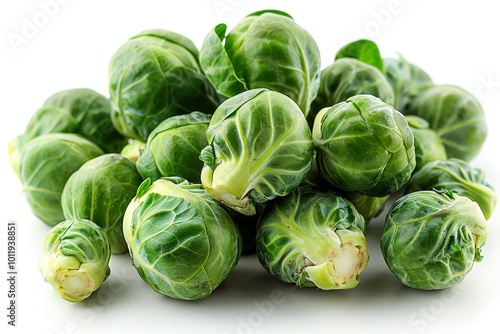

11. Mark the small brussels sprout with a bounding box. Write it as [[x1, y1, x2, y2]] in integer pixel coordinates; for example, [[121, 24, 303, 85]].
[[381, 189, 487, 290], [309, 58, 395, 124], [19, 133, 104, 226], [200, 89, 314, 216], [384, 55, 433, 112], [108, 29, 219, 141], [39, 219, 111, 302], [406, 84, 487, 161], [256, 186, 368, 290], [313, 94, 415, 197], [406, 115, 447, 172], [120, 139, 146, 163], [199, 10, 321, 116], [123, 177, 242, 300], [62, 153, 143, 253], [137, 112, 211, 183], [405, 158, 497, 220]]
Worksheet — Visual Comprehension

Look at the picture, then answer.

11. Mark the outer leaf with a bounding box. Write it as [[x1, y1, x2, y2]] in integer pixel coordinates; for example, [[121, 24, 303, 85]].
[[335, 39, 385, 73], [405, 158, 496, 220], [199, 24, 248, 98]]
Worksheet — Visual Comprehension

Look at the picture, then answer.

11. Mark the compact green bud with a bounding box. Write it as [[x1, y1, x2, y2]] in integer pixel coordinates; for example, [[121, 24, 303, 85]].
[[256, 186, 368, 289], [313, 94, 415, 197], [123, 177, 242, 300], [200, 89, 314, 215], [62, 153, 143, 253], [39, 219, 111, 302], [381, 189, 487, 290], [19, 133, 104, 226], [137, 112, 211, 183]]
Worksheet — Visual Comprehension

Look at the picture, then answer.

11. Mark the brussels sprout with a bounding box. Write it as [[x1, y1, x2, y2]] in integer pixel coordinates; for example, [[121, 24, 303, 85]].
[[120, 139, 146, 163], [39, 219, 111, 302], [199, 10, 321, 116], [405, 158, 497, 220], [406, 115, 447, 172], [137, 112, 211, 183], [309, 58, 395, 125], [381, 189, 487, 290], [8, 107, 80, 178], [256, 186, 368, 290], [384, 55, 433, 112], [8, 88, 127, 177], [62, 153, 143, 253], [123, 177, 242, 300], [406, 85, 487, 161], [41, 88, 128, 153], [313, 94, 415, 197], [200, 89, 314, 216], [108, 29, 219, 141], [19, 133, 104, 226]]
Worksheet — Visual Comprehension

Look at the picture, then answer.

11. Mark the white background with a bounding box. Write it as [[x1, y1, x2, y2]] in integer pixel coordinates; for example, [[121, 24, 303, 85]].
[[1, 0, 499, 333]]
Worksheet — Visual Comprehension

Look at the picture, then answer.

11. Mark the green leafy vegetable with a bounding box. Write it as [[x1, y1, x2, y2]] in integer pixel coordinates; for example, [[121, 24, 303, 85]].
[[39, 219, 111, 302]]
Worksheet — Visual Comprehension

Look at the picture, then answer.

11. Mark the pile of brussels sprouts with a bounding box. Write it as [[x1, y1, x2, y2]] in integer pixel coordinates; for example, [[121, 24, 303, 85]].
[[8, 9, 496, 302]]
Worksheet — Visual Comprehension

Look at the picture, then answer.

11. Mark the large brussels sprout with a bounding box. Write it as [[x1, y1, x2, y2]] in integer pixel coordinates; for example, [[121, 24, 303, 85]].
[[39, 219, 111, 302], [200, 89, 314, 216], [313, 94, 415, 197], [8, 88, 127, 177], [405, 158, 496, 220], [406, 85, 487, 161], [406, 115, 447, 172], [62, 153, 143, 253], [137, 112, 211, 183], [381, 189, 487, 290], [123, 177, 242, 300], [256, 186, 368, 290], [384, 55, 433, 112], [199, 10, 321, 116], [19, 133, 104, 226], [309, 58, 395, 124], [108, 29, 219, 141]]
